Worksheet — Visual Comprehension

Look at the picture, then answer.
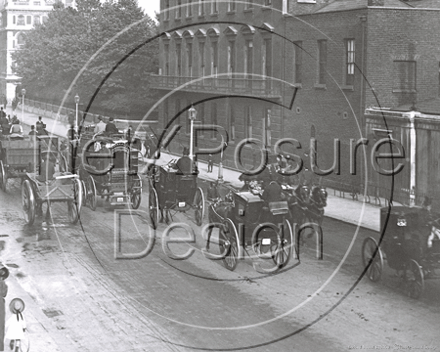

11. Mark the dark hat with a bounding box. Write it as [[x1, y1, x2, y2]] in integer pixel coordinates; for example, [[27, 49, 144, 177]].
[[183, 147, 189, 155], [97, 116, 102, 120], [9, 298, 25, 314], [0, 265, 9, 280], [109, 117, 114, 122]]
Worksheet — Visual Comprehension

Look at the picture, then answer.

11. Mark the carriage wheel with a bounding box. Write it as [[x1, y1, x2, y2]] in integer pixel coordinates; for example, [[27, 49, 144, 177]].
[[194, 187, 205, 226], [0, 160, 7, 192], [87, 176, 97, 211], [149, 187, 159, 230], [219, 219, 239, 271], [68, 178, 82, 224], [361, 237, 384, 282], [272, 219, 294, 268], [81, 180, 87, 207], [405, 259, 424, 299], [130, 175, 142, 210], [21, 180, 35, 225]]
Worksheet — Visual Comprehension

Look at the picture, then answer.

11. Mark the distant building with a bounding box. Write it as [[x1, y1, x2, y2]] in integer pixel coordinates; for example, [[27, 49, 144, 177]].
[[152, 0, 440, 189], [0, 0, 74, 104]]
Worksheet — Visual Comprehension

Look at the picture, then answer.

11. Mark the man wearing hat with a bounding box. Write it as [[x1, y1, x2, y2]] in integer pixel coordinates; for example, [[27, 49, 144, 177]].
[[174, 147, 193, 175], [94, 115, 106, 134], [105, 117, 119, 135]]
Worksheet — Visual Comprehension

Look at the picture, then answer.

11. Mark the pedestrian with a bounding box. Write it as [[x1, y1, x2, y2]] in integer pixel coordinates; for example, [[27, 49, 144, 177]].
[[5, 298, 26, 351], [0, 94, 6, 109], [0, 266, 9, 352], [94, 115, 106, 134], [207, 154, 213, 173], [28, 125, 37, 136], [36, 116, 45, 132], [207, 181, 220, 203], [0, 107, 6, 121]]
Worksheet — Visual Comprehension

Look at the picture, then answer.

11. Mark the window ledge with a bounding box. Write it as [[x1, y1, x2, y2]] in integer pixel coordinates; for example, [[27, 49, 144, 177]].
[[186, 15, 193, 19], [314, 83, 327, 90], [393, 89, 417, 93], [262, 6, 272, 11], [198, 14, 205, 18], [341, 85, 354, 91], [243, 9, 253, 13], [226, 10, 236, 14], [210, 12, 218, 16]]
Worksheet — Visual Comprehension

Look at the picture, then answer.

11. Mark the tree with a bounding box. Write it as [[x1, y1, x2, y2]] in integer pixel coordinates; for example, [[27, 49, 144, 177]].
[[12, 0, 159, 118]]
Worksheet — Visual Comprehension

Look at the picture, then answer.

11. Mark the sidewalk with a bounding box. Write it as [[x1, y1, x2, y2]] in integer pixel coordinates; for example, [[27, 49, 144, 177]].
[[13, 106, 381, 233]]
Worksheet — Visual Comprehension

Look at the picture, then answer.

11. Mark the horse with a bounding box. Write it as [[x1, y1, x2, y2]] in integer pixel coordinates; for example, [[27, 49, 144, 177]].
[[287, 184, 309, 227], [306, 185, 328, 226]]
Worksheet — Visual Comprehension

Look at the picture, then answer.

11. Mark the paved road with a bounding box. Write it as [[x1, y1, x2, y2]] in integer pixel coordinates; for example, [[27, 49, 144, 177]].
[[0, 170, 438, 351]]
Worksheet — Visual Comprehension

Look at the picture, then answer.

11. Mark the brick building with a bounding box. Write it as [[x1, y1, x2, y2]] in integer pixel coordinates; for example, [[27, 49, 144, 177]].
[[151, 0, 440, 190]]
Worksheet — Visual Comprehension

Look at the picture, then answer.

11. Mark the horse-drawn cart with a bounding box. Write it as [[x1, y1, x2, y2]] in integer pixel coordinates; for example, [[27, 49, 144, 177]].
[[362, 206, 440, 299], [148, 163, 205, 229]]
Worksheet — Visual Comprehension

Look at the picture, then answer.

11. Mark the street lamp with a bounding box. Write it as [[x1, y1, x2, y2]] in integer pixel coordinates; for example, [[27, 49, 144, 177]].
[[188, 105, 197, 160], [21, 88, 26, 123], [217, 135, 225, 184], [74, 94, 80, 136]]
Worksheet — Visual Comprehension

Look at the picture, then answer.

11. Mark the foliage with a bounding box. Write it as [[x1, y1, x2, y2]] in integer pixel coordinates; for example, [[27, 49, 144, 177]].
[[12, 0, 159, 118]]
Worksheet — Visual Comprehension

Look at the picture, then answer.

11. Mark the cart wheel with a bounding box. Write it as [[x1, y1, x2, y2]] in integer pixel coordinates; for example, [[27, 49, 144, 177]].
[[81, 180, 87, 207], [194, 187, 205, 226], [87, 176, 97, 211], [0, 160, 7, 192], [67, 201, 79, 224], [219, 219, 239, 271], [405, 259, 424, 299], [21, 180, 35, 225], [361, 237, 384, 282], [272, 219, 294, 268], [149, 187, 159, 230], [68, 178, 82, 224], [130, 175, 142, 210]]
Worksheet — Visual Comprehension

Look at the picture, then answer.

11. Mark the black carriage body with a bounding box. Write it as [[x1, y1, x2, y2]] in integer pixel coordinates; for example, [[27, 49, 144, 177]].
[[230, 191, 289, 247], [154, 166, 197, 211], [78, 133, 140, 206], [380, 206, 429, 270]]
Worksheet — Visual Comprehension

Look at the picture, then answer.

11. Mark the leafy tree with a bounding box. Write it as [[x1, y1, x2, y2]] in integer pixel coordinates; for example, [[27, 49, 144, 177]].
[[12, 0, 159, 118]]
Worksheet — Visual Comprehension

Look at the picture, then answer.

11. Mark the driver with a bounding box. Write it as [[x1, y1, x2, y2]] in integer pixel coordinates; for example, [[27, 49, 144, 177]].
[[173, 147, 195, 175], [94, 116, 106, 134], [262, 180, 285, 203]]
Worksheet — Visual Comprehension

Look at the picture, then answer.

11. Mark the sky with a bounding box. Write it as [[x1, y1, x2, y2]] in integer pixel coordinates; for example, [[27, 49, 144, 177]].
[[138, 0, 160, 20]]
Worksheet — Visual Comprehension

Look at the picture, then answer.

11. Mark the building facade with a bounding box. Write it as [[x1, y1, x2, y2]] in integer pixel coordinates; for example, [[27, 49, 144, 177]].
[[151, 0, 440, 191], [0, 0, 73, 104]]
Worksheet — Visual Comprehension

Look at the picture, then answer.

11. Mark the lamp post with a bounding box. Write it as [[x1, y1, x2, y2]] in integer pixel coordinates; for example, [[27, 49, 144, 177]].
[[188, 105, 197, 160], [21, 88, 26, 123], [74, 94, 80, 137], [217, 135, 225, 183]]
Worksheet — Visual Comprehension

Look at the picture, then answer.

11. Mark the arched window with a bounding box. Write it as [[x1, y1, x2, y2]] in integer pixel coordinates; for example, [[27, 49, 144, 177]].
[[17, 15, 25, 26], [16, 33, 25, 46]]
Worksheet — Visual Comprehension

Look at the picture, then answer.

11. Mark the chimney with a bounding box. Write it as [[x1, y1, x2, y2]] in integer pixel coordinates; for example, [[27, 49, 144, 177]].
[[368, 0, 384, 5]]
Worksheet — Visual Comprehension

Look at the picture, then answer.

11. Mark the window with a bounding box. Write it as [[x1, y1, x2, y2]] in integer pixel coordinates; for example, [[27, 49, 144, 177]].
[[211, 41, 218, 77], [228, 0, 236, 12], [164, 44, 170, 75], [164, 0, 170, 20], [317, 40, 327, 85], [294, 42, 302, 84], [12, 16, 15, 25], [262, 39, 272, 78], [198, 0, 205, 16], [176, 43, 182, 76], [26, 16, 31, 25], [264, 108, 271, 147], [345, 39, 355, 86], [229, 104, 235, 141], [244, 41, 253, 78], [211, 103, 217, 138], [34, 16, 40, 25], [176, 0, 182, 18], [17, 33, 25, 46], [227, 41, 235, 75], [17, 15, 25, 26], [264, 0, 272, 5], [199, 104, 205, 136], [43, 16, 48, 24], [245, 0, 253, 10], [187, 0, 192, 17], [211, 0, 218, 13], [186, 42, 193, 76], [282, 0, 288, 14], [245, 106, 252, 139], [393, 61, 416, 92], [199, 41, 205, 76]]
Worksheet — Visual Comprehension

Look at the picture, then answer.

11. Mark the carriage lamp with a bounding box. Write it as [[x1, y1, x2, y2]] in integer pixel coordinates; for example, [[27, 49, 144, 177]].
[[188, 105, 197, 161], [74, 94, 80, 137], [21, 88, 26, 123]]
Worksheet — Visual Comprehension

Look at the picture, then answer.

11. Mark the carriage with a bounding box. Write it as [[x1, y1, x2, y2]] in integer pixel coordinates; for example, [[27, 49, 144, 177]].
[[77, 130, 142, 210], [362, 206, 440, 299], [21, 136, 82, 225], [147, 161, 205, 229], [207, 188, 294, 271]]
